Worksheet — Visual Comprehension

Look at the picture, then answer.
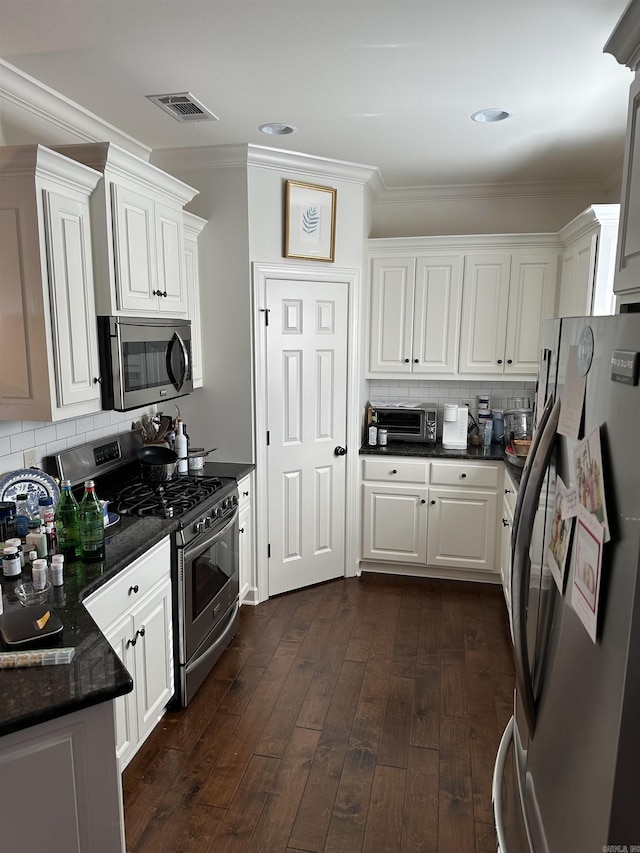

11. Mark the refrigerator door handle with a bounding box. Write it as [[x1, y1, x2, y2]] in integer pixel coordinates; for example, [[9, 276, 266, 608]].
[[511, 395, 561, 734], [492, 716, 514, 853]]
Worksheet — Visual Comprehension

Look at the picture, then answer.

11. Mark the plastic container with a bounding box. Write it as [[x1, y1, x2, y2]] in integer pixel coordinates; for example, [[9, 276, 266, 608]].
[[5, 538, 24, 568], [2, 546, 21, 578], [31, 558, 49, 591], [491, 408, 505, 444], [25, 519, 47, 559], [368, 425, 378, 446], [482, 420, 493, 447], [38, 496, 55, 525], [50, 555, 65, 587], [0, 501, 17, 542], [378, 428, 388, 447], [13, 493, 33, 539]]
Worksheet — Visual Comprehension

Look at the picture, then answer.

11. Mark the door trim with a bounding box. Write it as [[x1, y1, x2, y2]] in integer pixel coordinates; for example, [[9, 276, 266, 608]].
[[252, 262, 361, 602]]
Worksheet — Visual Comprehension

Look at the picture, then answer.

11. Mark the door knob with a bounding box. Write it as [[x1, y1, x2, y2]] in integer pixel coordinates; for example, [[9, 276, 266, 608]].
[[334, 446, 347, 456]]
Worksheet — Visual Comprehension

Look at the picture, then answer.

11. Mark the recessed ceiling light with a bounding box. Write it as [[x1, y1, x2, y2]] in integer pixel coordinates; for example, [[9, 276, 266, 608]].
[[471, 108, 512, 123], [259, 122, 297, 136]]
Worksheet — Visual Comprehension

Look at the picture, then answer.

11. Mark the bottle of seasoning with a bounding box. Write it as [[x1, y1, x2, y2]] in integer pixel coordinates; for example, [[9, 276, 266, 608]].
[[175, 419, 188, 474], [38, 496, 55, 525], [378, 428, 388, 447], [368, 424, 378, 446], [25, 519, 47, 559], [79, 480, 105, 561], [55, 480, 81, 561], [2, 545, 21, 578]]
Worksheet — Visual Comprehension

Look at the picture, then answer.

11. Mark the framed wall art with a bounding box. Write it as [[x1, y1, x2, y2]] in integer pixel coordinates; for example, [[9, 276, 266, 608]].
[[284, 180, 337, 262]]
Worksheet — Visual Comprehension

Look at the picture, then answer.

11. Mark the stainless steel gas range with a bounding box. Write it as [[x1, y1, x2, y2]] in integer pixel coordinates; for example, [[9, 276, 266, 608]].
[[48, 430, 240, 707]]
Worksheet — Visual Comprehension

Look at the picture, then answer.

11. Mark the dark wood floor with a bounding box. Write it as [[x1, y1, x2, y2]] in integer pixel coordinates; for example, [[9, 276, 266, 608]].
[[123, 572, 515, 853]]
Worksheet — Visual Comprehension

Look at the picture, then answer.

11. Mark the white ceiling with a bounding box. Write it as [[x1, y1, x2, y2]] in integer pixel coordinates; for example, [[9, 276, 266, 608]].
[[0, 0, 634, 191]]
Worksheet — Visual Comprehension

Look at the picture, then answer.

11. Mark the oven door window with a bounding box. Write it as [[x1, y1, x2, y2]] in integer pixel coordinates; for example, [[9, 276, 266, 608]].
[[192, 537, 235, 621]]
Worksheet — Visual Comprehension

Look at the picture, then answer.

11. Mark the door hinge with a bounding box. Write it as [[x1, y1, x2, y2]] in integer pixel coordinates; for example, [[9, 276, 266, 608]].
[[268, 543, 271, 558], [266, 430, 270, 446], [260, 308, 271, 326]]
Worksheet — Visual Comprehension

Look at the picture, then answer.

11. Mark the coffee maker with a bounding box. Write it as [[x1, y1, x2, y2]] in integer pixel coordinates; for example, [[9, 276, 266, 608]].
[[442, 404, 468, 449]]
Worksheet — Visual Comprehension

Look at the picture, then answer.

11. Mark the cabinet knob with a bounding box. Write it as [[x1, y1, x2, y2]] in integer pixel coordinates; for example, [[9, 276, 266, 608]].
[[162, 291, 168, 298], [136, 627, 146, 639], [497, 359, 503, 365], [243, 491, 249, 497], [391, 469, 397, 474], [430, 500, 436, 505], [420, 499, 426, 504], [507, 359, 513, 365], [93, 376, 103, 384], [460, 472, 467, 478], [153, 289, 160, 296], [126, 636, 137, 648], [502, 518, 510, 527], [414, 359, 419, 363], [128, 584, 139, 595], [505, 488, 513, 494], [239, 527, 245, 534], [404, 358, 410, 363]]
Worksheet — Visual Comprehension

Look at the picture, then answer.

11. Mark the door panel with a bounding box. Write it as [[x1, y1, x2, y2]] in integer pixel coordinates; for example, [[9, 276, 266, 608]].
[[267, 279, 348, 596], [368, 257, 415, 372], [362, 484, 428, 563]]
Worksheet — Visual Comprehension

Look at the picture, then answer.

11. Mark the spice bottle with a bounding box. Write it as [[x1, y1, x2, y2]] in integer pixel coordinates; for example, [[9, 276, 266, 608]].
[[79, 480, 105, 561], [55, 480, 81, 561]]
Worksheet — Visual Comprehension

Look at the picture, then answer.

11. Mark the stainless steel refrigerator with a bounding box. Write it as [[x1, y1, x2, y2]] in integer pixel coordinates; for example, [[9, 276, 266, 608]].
[[493, 313, 640, 853]]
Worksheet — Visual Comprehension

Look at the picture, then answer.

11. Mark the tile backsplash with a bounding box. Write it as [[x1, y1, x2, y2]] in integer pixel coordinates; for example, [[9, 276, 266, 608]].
[[0, 407, 158, 476], [367, 378, 536, 437]]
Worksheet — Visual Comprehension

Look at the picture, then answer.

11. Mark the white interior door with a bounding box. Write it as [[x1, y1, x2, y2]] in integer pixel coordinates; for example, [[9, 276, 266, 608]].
[[266, 278, 348, 596]]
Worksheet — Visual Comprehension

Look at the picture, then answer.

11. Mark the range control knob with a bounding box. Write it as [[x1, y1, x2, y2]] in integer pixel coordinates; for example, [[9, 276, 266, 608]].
[[205, 515, 214, 528], [194, 517, 206, 534]]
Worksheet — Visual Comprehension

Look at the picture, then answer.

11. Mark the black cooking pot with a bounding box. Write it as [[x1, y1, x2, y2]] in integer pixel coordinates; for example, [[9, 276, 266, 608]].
[[137, 446, 179, 482]]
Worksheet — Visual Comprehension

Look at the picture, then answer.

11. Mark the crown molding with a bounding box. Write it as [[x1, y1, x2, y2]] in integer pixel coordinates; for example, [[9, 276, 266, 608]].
[[0, 59, 151, 161], [371, 177, 611, 204], [557, 203, 620, 244], [152, 142, 380, 187], [604, 0, 640, 70], [367, 232, 563, 253], [0, 143, 102, 192]]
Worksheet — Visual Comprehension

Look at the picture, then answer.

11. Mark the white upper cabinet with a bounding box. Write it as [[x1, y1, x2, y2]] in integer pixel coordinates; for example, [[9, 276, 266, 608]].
[[54, 143, 198, 318], [183, 211, 207, 389], [459, 250, 558, 376], [557, 205, 619, 317], [368, 253, 462, 375], [604, 8, 640, 307], [0, 145, 103, 422]]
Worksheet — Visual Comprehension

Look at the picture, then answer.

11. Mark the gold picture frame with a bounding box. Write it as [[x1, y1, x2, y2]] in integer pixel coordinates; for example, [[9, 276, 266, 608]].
[[284, 180, 337, 262]]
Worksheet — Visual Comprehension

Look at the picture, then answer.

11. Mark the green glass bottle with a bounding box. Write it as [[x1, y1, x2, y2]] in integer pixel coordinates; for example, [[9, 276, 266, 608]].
[[79, 480, 105, 562], [55, 479, 81, 561]]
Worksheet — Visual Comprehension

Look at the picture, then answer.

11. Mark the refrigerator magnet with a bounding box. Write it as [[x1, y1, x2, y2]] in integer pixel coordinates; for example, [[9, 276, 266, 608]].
[[545, 475, 574, 592], [573, 427, 610, 543], [571, 504, 605, 643]]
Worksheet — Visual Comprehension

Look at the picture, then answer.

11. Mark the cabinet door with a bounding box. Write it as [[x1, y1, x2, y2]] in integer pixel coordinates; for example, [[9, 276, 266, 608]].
[[500, 495, 514, 616], [368, 257, 415, 373], [412, 255, 462, 373], [505, 252, 557, 374], [184, 228, 203, 387], [558, 233, 598, 318], [155, 202, 187, 314], [614, 74, 640, 296], [458, 254, 511, 374], [43, 189, 102, 409], [427, 487, 498, 572], [238, 474, 254, 604], [104, 612, 138, 769], [111, 183, 157, 312], [133, 577, 174, 744], [362, 483, 428, 563]]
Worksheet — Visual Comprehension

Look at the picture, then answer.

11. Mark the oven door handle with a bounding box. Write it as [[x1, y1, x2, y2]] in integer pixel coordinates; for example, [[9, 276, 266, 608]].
[[184, 507, 239, 563], [185, 599, 239, 675]]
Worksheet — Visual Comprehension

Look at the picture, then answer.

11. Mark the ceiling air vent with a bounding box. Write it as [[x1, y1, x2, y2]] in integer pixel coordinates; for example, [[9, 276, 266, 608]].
[[146, 92, 219, 123]]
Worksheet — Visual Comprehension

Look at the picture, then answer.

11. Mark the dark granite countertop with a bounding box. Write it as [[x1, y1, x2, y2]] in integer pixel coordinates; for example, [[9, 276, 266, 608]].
[[0, 460, 254, 738]]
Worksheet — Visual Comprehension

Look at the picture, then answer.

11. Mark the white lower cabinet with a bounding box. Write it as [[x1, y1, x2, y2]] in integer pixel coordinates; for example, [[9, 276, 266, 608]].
[[0, 701, 125, 853], [500, 478, 517, 614], [238, 472, 256, 604], [361, 456, 501, 580], [84, 537, 173, 771]]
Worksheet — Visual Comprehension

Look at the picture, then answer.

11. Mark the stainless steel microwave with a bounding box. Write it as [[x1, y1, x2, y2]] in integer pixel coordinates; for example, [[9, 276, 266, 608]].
[[372, 404, 437, 443], [97, 316, 193, 411]]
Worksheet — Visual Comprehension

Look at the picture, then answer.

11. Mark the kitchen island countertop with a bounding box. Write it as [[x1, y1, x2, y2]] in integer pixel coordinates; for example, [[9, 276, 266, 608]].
[[0, 459, 254, 738]]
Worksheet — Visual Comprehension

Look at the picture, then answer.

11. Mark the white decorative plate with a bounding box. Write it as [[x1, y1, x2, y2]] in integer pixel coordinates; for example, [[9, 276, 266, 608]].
[[0, 469, 60, 514]]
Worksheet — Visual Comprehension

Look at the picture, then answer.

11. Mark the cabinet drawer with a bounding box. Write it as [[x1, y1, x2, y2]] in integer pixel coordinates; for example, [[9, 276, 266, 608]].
[[84, 537, 171, 632], [503, 468, 519, 513], [363, 458, 429, 484], [430, 461, 499, 489]]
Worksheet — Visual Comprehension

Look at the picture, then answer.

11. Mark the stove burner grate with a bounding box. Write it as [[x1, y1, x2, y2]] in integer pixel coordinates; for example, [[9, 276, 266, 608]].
[[108, 475, 224, 518]]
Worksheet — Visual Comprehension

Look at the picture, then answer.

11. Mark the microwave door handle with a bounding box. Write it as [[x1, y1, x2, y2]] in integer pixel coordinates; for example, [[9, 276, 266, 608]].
[[511, 394, 560, 735], [167, 331, 190, 391]]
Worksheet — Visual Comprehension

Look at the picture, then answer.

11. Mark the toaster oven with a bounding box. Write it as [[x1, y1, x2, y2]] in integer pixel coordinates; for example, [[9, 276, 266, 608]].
[[372, 405, 437, 443]]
